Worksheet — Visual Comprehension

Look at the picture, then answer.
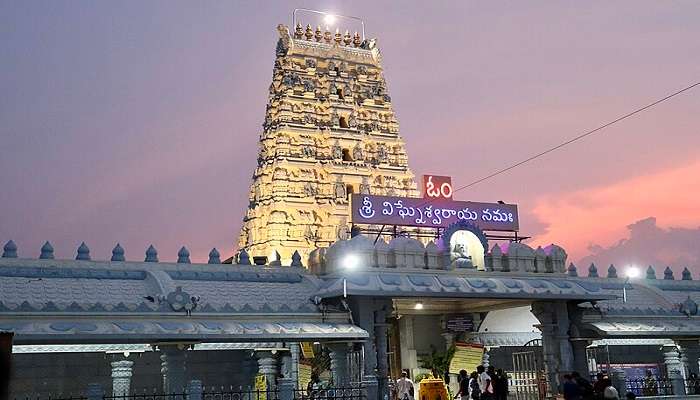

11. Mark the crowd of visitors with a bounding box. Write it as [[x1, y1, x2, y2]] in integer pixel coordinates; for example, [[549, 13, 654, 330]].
[[454, 365, 509, 400], [562, 371, 636, 400], [392, 365, 508, 400]]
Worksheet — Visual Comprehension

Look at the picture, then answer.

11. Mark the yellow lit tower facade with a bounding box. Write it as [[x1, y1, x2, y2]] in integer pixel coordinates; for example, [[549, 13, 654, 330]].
[[238, 22, 418, 265]]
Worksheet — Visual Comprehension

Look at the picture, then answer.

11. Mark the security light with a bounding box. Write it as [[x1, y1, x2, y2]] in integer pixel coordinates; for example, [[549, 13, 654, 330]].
[[323, 13, 336, 26], [342, 254, 359, 270]]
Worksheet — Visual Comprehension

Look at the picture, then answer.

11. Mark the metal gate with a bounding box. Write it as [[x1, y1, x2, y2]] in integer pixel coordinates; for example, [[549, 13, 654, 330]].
[[511, 340, 546, 400]]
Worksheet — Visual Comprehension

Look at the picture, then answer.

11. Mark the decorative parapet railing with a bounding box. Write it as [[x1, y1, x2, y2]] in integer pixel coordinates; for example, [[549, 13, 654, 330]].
[[309, 234, 568, 275]]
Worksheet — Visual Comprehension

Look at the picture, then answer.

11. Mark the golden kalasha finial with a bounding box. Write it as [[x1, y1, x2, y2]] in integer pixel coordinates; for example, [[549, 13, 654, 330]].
[[334, 28, 342, 44], [353, 32, 361, 47], [305, 24, 314, 40], [315, 26, 323, 41], [294, 23, 303, 39], [324, 28, 332, 43], [343, 30, 352, 46]]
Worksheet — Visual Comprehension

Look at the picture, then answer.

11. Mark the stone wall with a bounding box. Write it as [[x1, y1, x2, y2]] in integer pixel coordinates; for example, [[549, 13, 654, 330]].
[[9, 350, 257, 398]]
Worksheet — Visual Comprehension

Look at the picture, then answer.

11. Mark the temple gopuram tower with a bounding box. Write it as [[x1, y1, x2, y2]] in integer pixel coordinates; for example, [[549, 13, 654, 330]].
[[238, 21, 418, 264]]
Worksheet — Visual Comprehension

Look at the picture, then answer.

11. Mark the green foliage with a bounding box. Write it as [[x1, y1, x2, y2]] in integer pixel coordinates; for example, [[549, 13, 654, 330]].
[[414, 373, 432, 382], [418, 345, 456, 378]]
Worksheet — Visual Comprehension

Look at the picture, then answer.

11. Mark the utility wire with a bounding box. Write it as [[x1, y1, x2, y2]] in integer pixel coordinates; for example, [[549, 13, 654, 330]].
[[452, 81, 700, 193]]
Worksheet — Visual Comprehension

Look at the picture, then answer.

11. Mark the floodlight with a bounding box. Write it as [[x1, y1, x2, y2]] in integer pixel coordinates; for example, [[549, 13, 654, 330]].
[[625, 266, 640, 279], [324, 13, 336, 26], [342, 254, 360, 270]]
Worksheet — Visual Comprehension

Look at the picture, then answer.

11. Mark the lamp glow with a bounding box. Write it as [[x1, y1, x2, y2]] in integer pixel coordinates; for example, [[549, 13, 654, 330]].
[[342, 254, 360, 270], [625, 266, 640, 279], [414, 302, 424, 310], [323, 13, 336, 25]]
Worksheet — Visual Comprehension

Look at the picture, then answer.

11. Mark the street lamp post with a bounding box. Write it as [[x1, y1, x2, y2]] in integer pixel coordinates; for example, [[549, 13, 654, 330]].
[[623, 266, 640, 303]]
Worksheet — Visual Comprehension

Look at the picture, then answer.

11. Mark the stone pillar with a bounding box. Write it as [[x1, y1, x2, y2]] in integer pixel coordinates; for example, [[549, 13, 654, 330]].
[[289, 343, 301, 388], [441, 331, 457, 393], [532, 301, 574, 395], [281, 354, 293, 381], [111, 359, 134, 397], [374, 307, 389, 399], [160, 345, 187, 394], [328, 343, 349, 385], [399, 316, 419, 378], [187, 380, 203, 400], [363, 375, 379, 400], [257, 351, 279, 391], [677, 339, 700, 376], [570, 339, 591, 378], [664, 344, 685, 396], [278, 378, 295, 400]]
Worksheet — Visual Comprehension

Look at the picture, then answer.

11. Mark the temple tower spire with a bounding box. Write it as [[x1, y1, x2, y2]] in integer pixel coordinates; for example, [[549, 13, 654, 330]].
[[238, 22, 418, 265]]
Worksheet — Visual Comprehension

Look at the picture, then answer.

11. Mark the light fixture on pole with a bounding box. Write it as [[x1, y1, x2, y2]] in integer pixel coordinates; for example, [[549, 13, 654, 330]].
[[623, 266, 640, 303], [341, 254, 360, 298], [292, 9, 366, 40]]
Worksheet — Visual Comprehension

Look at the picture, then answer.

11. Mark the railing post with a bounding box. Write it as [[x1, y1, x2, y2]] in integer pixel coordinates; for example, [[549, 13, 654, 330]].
[[187, 380, 203, 400], [278, 378, 295, 400], [86, 383, 103, 400], [362, 375, 378, 400]]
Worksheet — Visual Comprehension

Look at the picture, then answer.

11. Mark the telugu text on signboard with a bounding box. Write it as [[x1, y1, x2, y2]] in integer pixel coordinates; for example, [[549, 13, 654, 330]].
[[351, 194, 519, 231], [449, 343, 485, 374]]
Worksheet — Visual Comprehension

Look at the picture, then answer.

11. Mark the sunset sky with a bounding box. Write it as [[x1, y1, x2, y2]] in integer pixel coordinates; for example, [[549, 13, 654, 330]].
[[1, 1, 699, 270]]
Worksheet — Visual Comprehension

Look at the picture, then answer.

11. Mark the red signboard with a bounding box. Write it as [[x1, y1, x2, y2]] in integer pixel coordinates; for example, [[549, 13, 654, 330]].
[[423, 175, 453, 200], [351, 194, 519, 231]]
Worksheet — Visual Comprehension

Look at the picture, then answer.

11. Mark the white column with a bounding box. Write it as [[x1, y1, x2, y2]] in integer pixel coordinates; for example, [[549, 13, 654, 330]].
[[289, 343, 301, 388], [664, 344, 686, 396], [257, 351, 279, 391], [328, 343, 349, 385], [111, 359, 134, 397]]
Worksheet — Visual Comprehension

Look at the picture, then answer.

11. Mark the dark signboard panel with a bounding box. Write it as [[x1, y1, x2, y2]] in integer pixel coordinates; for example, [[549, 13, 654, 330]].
[[351, 194, 519, 231]]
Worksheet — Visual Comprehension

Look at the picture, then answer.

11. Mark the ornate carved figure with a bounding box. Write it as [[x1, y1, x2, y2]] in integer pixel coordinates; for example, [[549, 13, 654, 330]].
[[303, 80, 315, 92], [377, 144, 388, 162], [334, 181, 346, 200], [332, 141, 342, 159], [352, 144, 363, 161]]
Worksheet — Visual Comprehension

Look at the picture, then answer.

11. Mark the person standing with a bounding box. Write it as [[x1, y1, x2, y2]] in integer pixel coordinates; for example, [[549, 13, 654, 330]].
[[563, 374, 581, 400], [602, 378, 619, 399], [571, 372, 594, 400], [396, 370, 415, 400], [455, 370, 470, 400], [477, 366, 493, 400], [494, 369, 508, 400], [468, 371, 481, 400]]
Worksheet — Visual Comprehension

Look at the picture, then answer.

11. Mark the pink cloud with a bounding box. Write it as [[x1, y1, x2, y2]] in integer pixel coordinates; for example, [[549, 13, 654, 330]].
[[529, 159, 700, 263]]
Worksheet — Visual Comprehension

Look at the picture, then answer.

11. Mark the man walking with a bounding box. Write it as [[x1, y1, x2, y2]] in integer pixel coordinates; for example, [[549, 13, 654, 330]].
[[396, 370, 415, 400]]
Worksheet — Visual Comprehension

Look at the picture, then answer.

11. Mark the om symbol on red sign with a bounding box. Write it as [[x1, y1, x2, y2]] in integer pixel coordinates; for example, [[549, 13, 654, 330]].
[[423, 175, 453, 200]]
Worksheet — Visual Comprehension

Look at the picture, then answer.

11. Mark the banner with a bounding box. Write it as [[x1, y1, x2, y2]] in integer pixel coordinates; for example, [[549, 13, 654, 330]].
[[351, 194, 519, 231], [298, 362, 313, 391], [301, 342, 315, 359], [449, 343, 484, 374], [254, 374, 267, 400]]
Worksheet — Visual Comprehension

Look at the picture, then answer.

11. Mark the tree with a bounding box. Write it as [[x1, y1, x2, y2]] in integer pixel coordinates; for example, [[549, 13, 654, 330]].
[[418, 345, 456, 379]]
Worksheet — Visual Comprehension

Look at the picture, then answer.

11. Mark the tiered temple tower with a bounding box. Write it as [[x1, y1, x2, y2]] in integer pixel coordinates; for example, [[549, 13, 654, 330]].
[[238, 22, 418, 264]]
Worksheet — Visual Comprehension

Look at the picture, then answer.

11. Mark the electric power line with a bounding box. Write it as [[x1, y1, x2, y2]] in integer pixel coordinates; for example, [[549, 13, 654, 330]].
[[452, 81, 700, 194]]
